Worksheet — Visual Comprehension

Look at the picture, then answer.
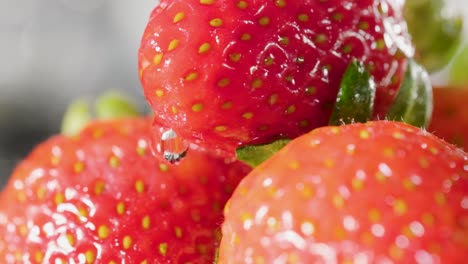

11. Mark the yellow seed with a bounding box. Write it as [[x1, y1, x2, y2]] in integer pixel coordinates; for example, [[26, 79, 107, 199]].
[[324, 159, 335, 168], [236, 0, 248, 9], [209, 18, 223, 27], [217, 78, 230, 87], [94, 181, 105, 195], [122, 236, 133, 249], [221, 101, 233, 109], [98, 225, 110, 239], [185, 71, 198, 81], [191, 103, 204, 112], [168, 39, 180, 51], [352, 178, 364, 191], [200, 0, 214, 5], [215, 126, 227, 131], [392, 131, 405, 139], [275, 0, 286, 7], [240, 33, 252, 41], [159, 243, 168, 256], [434, 192, 447, 205], [159, 163, 169, 172], [375, 39, 385, 50], [306, 86, 316, 95], [67, 233, 76, 246], [116, 202, 125, 215], [333, 12, 343, 21], [18, 225, 28, 237], [264, 56, 274, 66], [173, 12, 185, 23], [153, 53, 163, 65], [259, 125, 268, 131], [368, 208, 381, 222], [74, 162, 85, 173], [171, 106, 178, 114], [198, 43, 211, 54], [389, 244, 404, 260], [259, 16, 270, 26], [393, 199, 407, 215], [268, 94, 279, 105], [298, 14, 309, 22], [252, 78, 263, 89], [229, 53, 241, 62], [242, 112, 254, 119], [135, 180, 145, 193], [36, 186, 46, 200], [342, 44, 353, 54], [359, 129, 370, 139], [55, 193, 65, 205], [332, 194, 344, 208], [314, 34, 327, 43], [299, 120, 309, 127], [155, 89, 164, 97], [85, 250, 95, 263], [34, 251, 43, 263], [359, 21, 369, 30], [286, 105, 296, 114], [175, 226, 183, 238], [279, 36, 289, 46], [289, 161, 300, 169], [109, 155, 120, 168], [142, 215, 151, 229]]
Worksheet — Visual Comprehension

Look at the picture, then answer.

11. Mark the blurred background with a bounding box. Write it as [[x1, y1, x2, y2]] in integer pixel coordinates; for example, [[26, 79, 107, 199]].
[[0, 0, 467, 187]]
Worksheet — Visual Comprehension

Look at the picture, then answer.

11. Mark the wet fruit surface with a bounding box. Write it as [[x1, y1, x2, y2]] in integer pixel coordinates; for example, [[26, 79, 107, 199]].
[[139, 0, 413, 154]]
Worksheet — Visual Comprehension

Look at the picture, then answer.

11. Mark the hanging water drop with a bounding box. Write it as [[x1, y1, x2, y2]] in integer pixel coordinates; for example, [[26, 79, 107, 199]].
[[160, 129, 189, 163]]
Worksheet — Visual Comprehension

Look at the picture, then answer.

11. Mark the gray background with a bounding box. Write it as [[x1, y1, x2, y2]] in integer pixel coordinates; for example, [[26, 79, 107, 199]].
[[0, 0, 467, 187]]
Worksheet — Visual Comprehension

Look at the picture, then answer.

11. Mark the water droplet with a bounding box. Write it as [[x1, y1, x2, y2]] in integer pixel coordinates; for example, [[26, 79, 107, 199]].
[[160, 129, 188, 163]]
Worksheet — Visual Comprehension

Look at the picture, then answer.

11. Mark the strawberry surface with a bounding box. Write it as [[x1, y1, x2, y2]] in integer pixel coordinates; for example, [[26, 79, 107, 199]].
[[139, 0, 413, 154], [428, 87, 468, 151], [219, 121, 468, 263], [0, 118, 251, 263]]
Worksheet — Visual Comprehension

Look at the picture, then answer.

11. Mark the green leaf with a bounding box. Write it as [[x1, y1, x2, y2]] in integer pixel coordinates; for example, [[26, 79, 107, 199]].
[[404, 0, 463, 72], [236, 139, 291, 168], [450, 44, 468, 86], [329, 60, 376, 126], [61, 99, 92, 136], [387, 59, 433, 128], [61, 91, 140, 136], [95, 92, 139, 120]]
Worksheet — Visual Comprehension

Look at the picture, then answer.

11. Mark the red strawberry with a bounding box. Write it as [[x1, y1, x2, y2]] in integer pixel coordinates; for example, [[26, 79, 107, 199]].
[[0, 117, 251, 263], [428, 86, 468, 151], [138, 0, 413, 155], [219, 121, 468, 263]]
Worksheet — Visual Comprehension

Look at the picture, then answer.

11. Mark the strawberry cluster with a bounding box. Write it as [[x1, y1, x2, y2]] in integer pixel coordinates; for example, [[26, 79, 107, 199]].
[[0, 0, 467, 263]]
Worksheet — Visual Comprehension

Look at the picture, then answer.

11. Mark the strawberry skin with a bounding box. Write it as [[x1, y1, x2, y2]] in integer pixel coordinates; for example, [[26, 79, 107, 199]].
[[138, 0, 413, 154], [0, 118, 251, 263], [428, 87, 468, 151], [219, 121, 468, 263]]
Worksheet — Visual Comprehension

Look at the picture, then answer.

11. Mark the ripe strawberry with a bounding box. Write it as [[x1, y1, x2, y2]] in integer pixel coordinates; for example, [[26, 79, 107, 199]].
[[0, 118, 251, 263], [138, 0, 413, 154], [219, 121, 468, 263], [428, 87, 468, 151]]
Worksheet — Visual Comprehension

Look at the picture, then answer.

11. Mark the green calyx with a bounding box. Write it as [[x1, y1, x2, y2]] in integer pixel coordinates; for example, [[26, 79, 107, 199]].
[[387, 59, 433, 128], [450, 44, 468, 86], [236, 139, 291, 168], [404, 0, 463, 72], [61, 91, 139, 136], [329, 60, 376, 126]]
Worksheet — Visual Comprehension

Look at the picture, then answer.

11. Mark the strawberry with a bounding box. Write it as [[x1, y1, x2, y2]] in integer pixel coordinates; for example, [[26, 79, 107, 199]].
[[0, 117, 251, 263], [138, 0, 413, 155], [219, 121, 468, 263], [428, 86, 468, 151]]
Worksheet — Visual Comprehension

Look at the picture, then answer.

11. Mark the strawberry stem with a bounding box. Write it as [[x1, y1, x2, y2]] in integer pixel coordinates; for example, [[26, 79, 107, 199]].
[[236, 139, 291, 167], [387, 59, 433, 128], [329, 60, 376, 125], [61, 91, 140, 136]]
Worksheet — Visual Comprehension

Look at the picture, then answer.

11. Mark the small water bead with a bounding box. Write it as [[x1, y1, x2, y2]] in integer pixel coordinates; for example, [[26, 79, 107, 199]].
[[160, 129, 189, 163]]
